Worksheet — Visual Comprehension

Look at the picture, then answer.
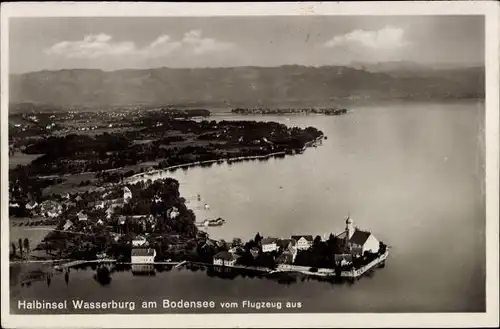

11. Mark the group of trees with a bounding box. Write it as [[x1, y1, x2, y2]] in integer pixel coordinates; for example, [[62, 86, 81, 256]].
[[10, 238, 30, 259], [10, 116, 324, 180], [293, 234, 345, 269]]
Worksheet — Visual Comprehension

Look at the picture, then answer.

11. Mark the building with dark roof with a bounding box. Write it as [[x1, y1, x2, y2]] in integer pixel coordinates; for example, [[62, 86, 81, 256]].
[[337, 216, 380, 256], [131, 248, 156, 264], [213, 251, 237, 266], [290, 235, 314, 250], [261, 237, 278, 253]]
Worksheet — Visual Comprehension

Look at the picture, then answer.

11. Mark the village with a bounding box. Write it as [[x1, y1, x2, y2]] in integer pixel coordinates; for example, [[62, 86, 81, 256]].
[[10, 175, 389, 281]]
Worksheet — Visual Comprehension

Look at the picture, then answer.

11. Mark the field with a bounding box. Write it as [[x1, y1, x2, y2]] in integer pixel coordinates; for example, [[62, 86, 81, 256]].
[[9, 152, 44, 167], [10, 217, 56, 259]]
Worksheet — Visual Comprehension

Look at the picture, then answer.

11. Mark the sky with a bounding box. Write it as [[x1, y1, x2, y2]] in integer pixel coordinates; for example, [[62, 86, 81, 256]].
[[9, 16, 484, 73]]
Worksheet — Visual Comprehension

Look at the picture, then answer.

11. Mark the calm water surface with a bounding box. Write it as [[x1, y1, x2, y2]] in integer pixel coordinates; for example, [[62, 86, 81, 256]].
[[12, 101, 486, 313]]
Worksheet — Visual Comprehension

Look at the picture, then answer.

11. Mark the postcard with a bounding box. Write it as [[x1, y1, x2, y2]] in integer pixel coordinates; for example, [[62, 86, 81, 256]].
[[1, 1, 498, 328]]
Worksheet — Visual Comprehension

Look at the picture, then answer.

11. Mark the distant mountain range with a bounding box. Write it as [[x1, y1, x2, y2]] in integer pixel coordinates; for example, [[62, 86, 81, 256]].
[[347, 61, 484, 77], [9, 64, 484, 110]]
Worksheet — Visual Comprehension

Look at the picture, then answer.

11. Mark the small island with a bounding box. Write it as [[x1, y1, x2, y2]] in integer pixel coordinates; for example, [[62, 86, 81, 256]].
[[231, 107, 349, 116]]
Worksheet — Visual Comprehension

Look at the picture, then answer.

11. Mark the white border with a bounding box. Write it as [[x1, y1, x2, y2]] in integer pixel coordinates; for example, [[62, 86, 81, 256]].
[[1, 2, 499, 328]]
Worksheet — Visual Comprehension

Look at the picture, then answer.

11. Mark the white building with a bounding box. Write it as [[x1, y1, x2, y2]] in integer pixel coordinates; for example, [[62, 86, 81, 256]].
[[291, 235, 313, 250], [213, 251, 237, 266], [131, 248, 156, 264], [77, 210, 88, 221], [123, 187, 132, 203], [25, 201, 38, 210], [261, 237, 278, 253], [337, 216, 380, 256], [63, 220, 73, 231]]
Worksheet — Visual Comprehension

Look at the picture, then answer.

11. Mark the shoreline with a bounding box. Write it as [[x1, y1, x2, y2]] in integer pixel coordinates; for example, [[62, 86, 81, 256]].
[[126, 135, 324, 183], [10, 248, 389, 280]]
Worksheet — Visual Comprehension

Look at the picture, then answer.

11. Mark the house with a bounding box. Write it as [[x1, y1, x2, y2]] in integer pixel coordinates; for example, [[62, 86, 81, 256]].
[[123, 187, 132, 203], [291, 235, 314, 250], [106, 206, 114, 219], [216, 240, 228, 249], [40, 200, 63, 218], [131, 248, 156, 264], [228, 246, 245, 255], [25, 201, 38, 210], [277, 239, 298, 261], [94, 200, 105, 210], [167, 207, 179, 219], [201, 239, 216, 250], [97, 219, 104, 225], [261, 237, 278, 253], [77, 210, 88, 221], [213, 251, 237, 266], [337, 216, 380, 256], [276, 251, 294, 265], [277, 239, 296, 252], [347, 230, 380, 256], [132, 235, 148, 247], [63, 220, 73, 231]]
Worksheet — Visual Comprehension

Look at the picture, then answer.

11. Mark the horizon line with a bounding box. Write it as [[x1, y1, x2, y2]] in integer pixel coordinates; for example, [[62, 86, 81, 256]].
[[10, 61, 485, 75]]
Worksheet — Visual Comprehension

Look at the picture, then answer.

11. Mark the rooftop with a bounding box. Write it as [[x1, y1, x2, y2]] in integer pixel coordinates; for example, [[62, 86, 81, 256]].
[[349, 230, 372, 245], [214, 251, 236, 261], [291, 235, 313, 242], [131, 248, 155, 257], [261, 237, 278, 244]]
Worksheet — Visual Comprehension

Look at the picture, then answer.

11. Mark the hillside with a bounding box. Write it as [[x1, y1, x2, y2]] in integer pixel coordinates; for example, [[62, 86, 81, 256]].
[[9, 65, 484, 109]]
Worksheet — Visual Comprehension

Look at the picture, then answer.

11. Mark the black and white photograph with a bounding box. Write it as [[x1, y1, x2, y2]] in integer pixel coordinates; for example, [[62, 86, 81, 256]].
[[1, 2, 498, 328]]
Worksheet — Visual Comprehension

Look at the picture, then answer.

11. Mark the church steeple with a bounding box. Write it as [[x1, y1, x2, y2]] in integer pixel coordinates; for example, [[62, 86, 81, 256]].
[[345, 215, 354, 240]]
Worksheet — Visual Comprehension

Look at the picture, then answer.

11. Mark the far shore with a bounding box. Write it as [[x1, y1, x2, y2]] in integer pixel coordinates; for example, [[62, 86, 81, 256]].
[[127, 135, 324, 183]]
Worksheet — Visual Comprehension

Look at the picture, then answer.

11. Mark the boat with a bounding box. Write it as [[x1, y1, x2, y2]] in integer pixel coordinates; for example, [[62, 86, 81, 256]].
[[197, 217, 225, 227], [207, 217, 225, 226]]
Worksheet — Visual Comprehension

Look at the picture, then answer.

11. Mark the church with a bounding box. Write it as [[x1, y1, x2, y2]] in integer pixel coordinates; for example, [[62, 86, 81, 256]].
[[337, 216, 380, 256]]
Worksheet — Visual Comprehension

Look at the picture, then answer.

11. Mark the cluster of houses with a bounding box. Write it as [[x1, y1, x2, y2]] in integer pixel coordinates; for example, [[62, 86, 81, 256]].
[[17, 199, 64, 218], [212, 217, 381, 269]]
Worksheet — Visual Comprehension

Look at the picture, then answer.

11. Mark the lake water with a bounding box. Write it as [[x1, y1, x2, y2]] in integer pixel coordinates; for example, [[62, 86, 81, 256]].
[[11, 101, 486, 313]]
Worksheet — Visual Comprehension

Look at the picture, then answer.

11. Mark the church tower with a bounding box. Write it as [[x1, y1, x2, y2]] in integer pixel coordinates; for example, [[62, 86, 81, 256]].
[[345, 216, 355, 240]]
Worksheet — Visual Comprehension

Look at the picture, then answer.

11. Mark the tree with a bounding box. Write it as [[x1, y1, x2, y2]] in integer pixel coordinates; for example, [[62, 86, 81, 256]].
[[11, 243, 16, 258], [254, 233, 262, 247], [23, 238, 30, 257], [18, 238, 23, 259], [232, 237, 242, 247], [313, 235, 322, 248]]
